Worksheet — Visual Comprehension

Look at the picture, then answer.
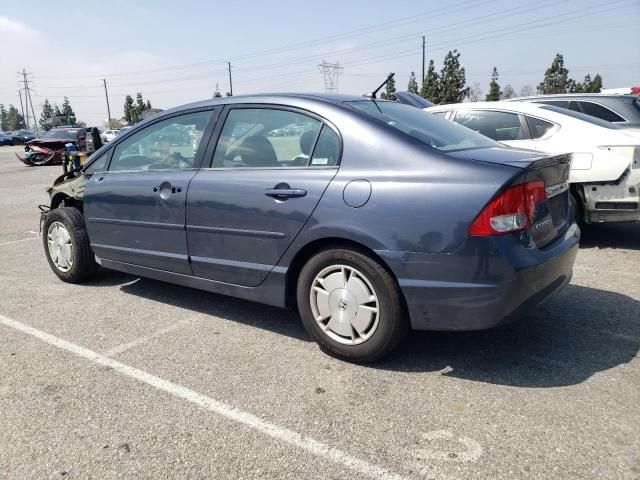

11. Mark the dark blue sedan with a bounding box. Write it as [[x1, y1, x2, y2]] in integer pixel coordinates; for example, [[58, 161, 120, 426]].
[[42, 94, 579, 362], [0, 132, 14, 145]]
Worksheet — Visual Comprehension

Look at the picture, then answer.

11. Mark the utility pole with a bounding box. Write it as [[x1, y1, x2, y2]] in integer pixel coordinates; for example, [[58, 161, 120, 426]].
[[318, 60, 343, 93], [227, 62, 233, 96], [102, 79, 112, 128], [27, 88, 37, 132], [18, 90, 26, 128], [17, 69, 36, 130], [422, 35, 426, 84]]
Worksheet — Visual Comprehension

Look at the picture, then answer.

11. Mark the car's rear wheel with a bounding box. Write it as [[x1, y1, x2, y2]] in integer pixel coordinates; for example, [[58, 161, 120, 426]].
[[297, 247, 408, 362], [43, 207, 99, 283]]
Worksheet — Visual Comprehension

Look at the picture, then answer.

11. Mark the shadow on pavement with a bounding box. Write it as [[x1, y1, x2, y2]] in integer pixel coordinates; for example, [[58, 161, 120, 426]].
[[113, 273, 311, 342], [91, 270, 638, 388], [373, 284, 639, 387], [580, 222, 640, 250]]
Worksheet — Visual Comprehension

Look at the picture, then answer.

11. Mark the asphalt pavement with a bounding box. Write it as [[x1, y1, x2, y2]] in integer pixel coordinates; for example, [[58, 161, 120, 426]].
[[0, 145, 638, 479]]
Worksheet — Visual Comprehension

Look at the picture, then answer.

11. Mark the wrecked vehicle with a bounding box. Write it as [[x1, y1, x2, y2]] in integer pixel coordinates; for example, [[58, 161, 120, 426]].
[[426, 101, 640, 224], [17, 127, 87, 166]]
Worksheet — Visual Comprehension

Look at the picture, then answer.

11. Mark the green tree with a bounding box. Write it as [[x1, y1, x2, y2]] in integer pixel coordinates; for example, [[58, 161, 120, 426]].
[[589, 74, 603, 93], [145, 99, 152, 110], [53, 104, 62, 116], [407, 72, 419, 94], [0, 104, 8, 131], [420, 59, 441, 103], [485, 67, 501, 101], [501, 84, 516, 99], [537, 53, 572, 94], [6, 105, 25, 130], [123, 95, 137, 125], [135, 92, 145, 115], [439, 50, 469, 104], [39, 99, 55, 130], [380, 74, 396, 100], [60, 97, 76, 125]]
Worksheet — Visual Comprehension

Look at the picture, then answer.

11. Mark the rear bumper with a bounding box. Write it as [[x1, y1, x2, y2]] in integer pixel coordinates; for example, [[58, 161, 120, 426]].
[[376, 223, 580, 331]]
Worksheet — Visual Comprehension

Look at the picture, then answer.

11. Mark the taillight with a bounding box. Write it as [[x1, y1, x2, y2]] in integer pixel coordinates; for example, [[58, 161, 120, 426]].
[[469, 181, 546, 236]]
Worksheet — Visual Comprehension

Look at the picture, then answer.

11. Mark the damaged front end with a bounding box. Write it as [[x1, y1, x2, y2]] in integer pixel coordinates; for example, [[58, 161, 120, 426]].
[[17, 141, 67, 167]]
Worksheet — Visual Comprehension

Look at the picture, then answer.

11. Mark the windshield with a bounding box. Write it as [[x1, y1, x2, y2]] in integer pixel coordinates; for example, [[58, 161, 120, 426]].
[[539, 105, 623, 129], [347, 100, 498, 152], [42, 129, 79, 140]]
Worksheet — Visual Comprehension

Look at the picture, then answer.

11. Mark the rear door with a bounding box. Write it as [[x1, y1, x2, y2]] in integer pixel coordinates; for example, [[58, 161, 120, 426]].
[[186, 106, 341, 287], [84, 108, 218, 274]]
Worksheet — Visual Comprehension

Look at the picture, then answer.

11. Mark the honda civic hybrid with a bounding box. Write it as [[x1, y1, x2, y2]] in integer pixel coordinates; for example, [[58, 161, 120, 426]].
[[42, 93, 579, 362]]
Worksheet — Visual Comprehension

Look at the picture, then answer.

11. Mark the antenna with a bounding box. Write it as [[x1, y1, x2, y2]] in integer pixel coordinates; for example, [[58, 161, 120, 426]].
[[363, 73, 395, 100], [318, 60, 343, 93]]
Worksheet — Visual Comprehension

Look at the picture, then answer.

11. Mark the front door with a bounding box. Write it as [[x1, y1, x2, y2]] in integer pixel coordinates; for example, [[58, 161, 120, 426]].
[[186, 107, 341, 286], [84, 109, 217, 274]]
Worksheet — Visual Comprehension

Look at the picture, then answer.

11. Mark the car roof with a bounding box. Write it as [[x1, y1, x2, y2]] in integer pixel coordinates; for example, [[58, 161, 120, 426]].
[[508, 93, 638, 101]]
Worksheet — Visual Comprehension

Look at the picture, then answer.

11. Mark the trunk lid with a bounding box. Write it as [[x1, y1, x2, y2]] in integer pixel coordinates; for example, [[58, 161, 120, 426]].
[[521, 153, 572, 248], [449, 147, 572, 248]]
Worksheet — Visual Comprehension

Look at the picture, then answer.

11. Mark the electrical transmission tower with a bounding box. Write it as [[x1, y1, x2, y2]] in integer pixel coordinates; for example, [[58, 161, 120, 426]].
[[17, 69, 38, 131], [318, 60, 343, 93]]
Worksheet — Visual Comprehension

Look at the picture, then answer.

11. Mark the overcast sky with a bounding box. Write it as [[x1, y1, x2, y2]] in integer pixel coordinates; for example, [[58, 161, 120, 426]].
[[0, 0, 638, 127]]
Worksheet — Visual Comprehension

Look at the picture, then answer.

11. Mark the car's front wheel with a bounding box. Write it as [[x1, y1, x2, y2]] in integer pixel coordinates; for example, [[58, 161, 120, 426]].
[[43, 207, 99, 283], [297, 247, 408, 362]]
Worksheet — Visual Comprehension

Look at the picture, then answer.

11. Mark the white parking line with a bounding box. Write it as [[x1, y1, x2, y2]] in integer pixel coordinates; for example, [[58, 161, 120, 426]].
[[0, 236, 39, 247], [103, 320, 189, 356], [0, 313, 408, 480]]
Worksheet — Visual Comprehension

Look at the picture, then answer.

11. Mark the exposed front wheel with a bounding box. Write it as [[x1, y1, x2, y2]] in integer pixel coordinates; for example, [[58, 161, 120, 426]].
[[43, 207, 99, 283], [297, 248, 408, 362]]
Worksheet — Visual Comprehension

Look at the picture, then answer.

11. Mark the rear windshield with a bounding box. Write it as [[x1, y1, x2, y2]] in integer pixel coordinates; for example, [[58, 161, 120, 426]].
[[43, 129, 79, 140], [347, 100, 498, 152], [539, 105, 623, 129]]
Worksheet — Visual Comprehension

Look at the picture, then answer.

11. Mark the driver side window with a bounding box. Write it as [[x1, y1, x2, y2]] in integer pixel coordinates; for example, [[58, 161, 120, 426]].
[[109, 110, 214, 172]]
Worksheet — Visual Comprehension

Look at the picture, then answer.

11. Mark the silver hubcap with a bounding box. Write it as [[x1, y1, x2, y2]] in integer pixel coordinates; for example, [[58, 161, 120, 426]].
[[47, 221, 73, 272], [309, 264, 380, 345]]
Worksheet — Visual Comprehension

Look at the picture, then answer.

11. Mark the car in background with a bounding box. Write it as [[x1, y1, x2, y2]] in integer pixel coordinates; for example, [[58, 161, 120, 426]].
[[0, 132, 14, 145], [101, 129, 120, 142], [115, 126, 131, 137], [17, 127, 87, 166], [395, 91, 435, 108], [42, 94, 578, 362], [509, 94, 640, 128], [426, 101, 640, 224], [13, 129, 37, 144]]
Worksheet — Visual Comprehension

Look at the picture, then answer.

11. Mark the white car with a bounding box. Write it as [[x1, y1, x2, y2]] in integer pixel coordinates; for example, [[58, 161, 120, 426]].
[[425, 101, 640, 224], [101, 129, 120, 142]]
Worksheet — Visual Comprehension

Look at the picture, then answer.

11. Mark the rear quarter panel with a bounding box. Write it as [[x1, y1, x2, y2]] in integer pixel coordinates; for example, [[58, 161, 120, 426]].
[[278, 118, 522, 265]]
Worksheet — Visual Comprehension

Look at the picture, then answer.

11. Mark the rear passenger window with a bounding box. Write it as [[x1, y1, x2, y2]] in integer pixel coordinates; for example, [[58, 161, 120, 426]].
[[577, 102, 625, 122], [526, 116, 555, 139], [453, 110, 525, 141], [212, 108, 325, 168], [310, 126, 340, 166], [431, 111, 449, 119]]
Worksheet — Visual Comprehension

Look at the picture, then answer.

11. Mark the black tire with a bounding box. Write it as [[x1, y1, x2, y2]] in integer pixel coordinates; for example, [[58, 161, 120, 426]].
[[43, 207, 99, 283], [297, 247, 408, 363]]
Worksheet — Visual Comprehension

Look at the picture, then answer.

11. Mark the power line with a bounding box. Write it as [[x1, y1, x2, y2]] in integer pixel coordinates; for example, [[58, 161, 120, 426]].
[[318, 61, 344, 93]]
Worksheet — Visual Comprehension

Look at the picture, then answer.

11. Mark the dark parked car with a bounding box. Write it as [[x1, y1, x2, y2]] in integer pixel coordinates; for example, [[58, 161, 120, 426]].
[[509, 94, 640, 127], [0, 132, 13, 145], [13, 129, 37, 144], [42, 94, 579, 362]]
